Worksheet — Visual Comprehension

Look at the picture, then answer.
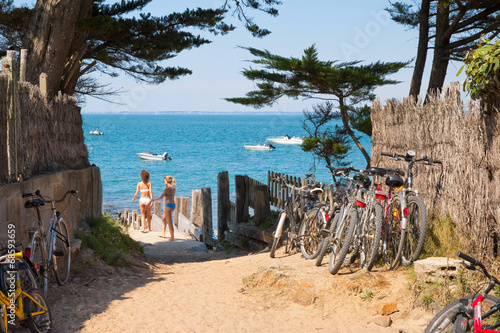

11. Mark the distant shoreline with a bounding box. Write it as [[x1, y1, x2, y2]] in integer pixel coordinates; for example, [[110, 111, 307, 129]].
[[81, 111, 305, 115]]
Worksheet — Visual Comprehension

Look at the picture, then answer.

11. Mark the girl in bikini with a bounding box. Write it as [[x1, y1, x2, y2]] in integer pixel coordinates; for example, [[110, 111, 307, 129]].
[[132, 170, 153, 232], [152, 175, 176, 240]]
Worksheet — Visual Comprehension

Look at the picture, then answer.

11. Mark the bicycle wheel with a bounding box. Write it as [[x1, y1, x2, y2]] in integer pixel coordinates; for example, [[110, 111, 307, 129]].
[[315, 212, 339, 266], [30, 235, 48, 295], [383, 196, 403, 269], [360, 202, 383, 271], [298, 208, 324, 260], [0, 256, 39, 294], [424, 294, 500, 333], [270, 212, 287, 258], [53, 220, 71, 286], [329, 207, 357, 275], [25, 288, 52, 333], [401, 195, 427, 266]]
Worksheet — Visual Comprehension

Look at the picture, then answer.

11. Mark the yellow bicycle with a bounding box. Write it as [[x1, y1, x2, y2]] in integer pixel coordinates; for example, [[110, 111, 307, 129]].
[[0, 252, 52, 332]]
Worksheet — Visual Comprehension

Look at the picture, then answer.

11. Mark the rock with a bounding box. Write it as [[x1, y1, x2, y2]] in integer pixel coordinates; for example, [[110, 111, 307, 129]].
[[375, 302, 399, 315], [374, 316, 392, 327], [268, 262, 280, 269], [293, 288, 316, 306], [413, 257, 460, 282]]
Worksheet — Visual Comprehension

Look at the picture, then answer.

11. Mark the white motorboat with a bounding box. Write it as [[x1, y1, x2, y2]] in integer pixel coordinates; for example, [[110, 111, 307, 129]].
[[136, 152, 172, 161], [266, 136, 303, 145], [244, 144, 276, 151], [90, 130, 103, 135]]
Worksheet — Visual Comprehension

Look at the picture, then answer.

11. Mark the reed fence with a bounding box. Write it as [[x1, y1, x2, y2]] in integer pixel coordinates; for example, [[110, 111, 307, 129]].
[[371, 82, 500, 259]]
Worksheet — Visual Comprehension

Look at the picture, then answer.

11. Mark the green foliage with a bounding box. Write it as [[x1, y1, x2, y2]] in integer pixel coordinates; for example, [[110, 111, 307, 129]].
[[422, 293, 435, 309], [460, 38, 500, 101], [75, 214, 143, 266], [301, 102, 351, 168]]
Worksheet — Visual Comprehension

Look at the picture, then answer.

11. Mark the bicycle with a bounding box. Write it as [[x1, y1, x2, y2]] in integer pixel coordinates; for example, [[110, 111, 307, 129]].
[[0, 251, 52, 332], [297, 181, 336, 260], [22, 190, 80, 295], [269, 175, 322, 258], [381, 150, 442, 268], [425, 251, 500, 333]]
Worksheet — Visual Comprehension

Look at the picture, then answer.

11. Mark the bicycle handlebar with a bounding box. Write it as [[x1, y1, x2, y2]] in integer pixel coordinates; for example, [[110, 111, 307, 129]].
[[381, 151, 442, 165], [456, 251, 499, 283], [22, 189, 80, 203]]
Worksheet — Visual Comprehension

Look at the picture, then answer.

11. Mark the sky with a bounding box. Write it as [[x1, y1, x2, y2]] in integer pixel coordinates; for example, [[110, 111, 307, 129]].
[[14, 1, 469, 113]]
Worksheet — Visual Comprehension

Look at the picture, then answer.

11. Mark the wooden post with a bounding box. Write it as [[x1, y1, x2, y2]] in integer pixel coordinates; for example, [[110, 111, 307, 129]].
[[132, 210, 139, 229], [19, 49, 27, 82], [174, 197, 180, 228], [178, 197, 190, 219], [191, 190, 202, 228], [253, 185, 270, 226], [201, 187, 214, 247], [124, 208, 130, 226], [118, 210, 124, 224], [154, 202, 162, 218], [217, 171, 230, 241], [2, 51, 19, 183], [235, 175, 249, 223], [39, 73, 48, 97]]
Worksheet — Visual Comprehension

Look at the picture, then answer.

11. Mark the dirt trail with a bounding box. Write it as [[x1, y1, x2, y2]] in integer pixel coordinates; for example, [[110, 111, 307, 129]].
[[48, 229, 434, 332]]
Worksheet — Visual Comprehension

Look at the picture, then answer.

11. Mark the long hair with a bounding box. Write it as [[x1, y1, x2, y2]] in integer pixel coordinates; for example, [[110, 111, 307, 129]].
[[165, 175, 176, 187], [141, 170, 149, 184]]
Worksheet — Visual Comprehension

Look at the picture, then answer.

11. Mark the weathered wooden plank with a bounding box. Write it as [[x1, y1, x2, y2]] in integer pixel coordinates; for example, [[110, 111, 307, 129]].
[[217, 171, 230, 241], [227, 222, 274, 244], [235, 175, 249, 223], [201, 187, 215, 247], [224, 230, 269, 252], [253, 185, 270, 226]]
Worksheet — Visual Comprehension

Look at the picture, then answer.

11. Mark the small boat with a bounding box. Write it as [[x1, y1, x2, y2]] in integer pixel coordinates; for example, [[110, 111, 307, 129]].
[[266, 135, 303, 145], [244, 144, 276, 151], [90, 130, 104, 135], [136, 152, 172, 161]]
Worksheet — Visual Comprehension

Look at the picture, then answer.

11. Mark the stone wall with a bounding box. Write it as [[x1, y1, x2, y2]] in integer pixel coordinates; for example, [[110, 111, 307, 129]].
[[0, 166, 102, 247]]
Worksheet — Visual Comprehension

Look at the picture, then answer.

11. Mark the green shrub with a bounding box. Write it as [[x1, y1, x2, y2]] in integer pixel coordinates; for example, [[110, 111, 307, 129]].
[[75, 214, 143, 266]]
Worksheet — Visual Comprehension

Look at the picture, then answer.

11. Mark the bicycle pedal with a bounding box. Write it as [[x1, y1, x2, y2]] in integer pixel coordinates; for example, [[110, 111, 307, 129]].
[[53, 250, 64, 257]]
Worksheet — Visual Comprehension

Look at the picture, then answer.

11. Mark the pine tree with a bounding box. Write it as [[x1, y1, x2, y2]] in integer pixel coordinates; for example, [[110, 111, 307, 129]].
[[226, 45, 408, 167]]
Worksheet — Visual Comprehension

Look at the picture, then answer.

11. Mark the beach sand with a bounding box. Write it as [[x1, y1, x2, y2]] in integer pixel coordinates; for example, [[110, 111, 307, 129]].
[[47, 228, 434, 332]]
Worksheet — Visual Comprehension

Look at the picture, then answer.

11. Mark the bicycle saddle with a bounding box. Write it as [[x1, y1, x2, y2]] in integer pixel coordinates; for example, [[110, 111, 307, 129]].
[[365, 167, 389, 176], [385, 174, 404, 188], [24, 198, 45, 209]]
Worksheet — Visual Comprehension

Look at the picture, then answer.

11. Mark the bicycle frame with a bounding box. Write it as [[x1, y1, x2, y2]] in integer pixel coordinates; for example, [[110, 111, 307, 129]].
[[472, 285, 500, 332], [27, 205, 61, 273]]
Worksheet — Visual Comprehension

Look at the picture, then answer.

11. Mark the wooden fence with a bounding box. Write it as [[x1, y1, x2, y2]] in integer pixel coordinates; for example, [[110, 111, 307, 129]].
[[267, 171, 336, 211]]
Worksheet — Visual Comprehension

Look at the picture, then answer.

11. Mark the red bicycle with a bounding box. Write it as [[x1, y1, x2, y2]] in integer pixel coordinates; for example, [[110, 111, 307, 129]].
[[425, 251, 500, 333]]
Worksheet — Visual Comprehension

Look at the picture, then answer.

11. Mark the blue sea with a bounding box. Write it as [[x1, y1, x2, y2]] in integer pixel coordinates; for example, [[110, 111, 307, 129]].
[[82, 113, 371, 216]]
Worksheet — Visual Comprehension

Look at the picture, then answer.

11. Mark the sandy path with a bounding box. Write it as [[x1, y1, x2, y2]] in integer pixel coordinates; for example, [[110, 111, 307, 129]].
[[47, 229, 434, 332]]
